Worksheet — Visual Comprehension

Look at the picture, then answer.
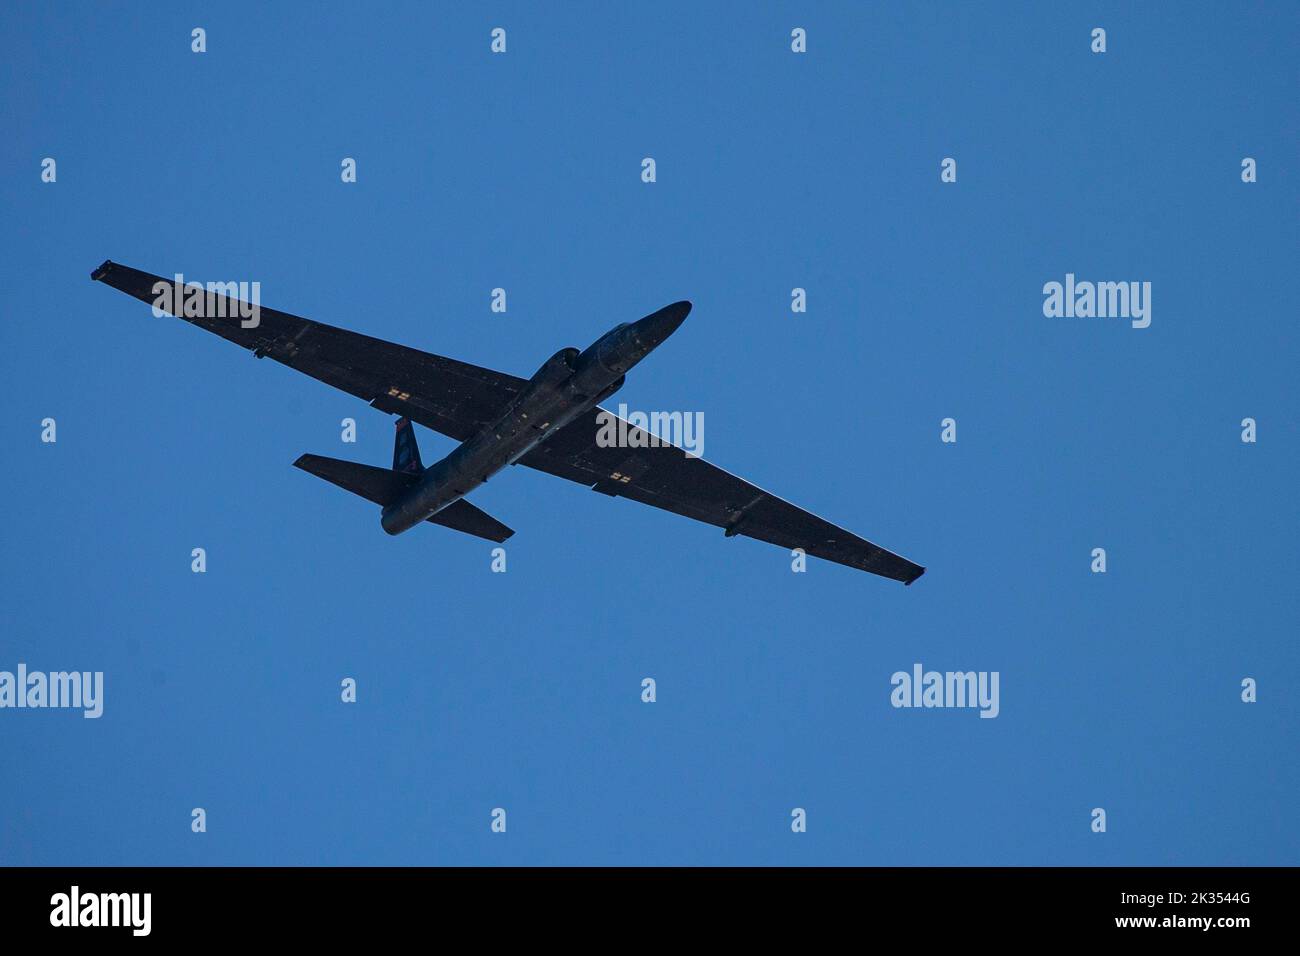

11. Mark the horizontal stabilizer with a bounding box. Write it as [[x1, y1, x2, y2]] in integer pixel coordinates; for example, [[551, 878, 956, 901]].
[[426, 498, 514, 543], [293, 454, 417, 506], [294, 454, 513, 542]]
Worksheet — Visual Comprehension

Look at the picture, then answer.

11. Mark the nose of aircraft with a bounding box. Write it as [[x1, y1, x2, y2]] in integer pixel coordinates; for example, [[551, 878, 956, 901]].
[[631, 300, 692, 351]]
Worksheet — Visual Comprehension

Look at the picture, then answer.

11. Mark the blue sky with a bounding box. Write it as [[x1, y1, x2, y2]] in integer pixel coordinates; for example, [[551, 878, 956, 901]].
[[1, 1, 1295, 865]]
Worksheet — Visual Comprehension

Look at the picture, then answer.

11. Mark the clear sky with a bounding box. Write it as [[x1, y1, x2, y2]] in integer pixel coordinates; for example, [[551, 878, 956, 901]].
[[1, 1, 1295, 865]]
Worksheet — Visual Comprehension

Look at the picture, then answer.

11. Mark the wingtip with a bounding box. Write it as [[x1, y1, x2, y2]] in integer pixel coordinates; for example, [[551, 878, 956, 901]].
[[904, 566, 927, 586], [90, 259, 114, 282]]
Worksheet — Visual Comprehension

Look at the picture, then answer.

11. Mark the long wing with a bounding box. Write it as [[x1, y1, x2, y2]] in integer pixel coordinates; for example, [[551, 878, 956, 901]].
[[521, 408, 925, 583], [91, 261, 525, 441]]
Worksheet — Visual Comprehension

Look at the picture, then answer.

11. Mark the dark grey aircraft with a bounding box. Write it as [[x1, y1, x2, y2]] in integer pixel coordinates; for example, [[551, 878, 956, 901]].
[[92, 261, 924, 583]]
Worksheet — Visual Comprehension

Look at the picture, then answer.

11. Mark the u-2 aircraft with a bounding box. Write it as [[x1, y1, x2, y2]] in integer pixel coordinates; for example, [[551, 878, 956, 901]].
[[92, 261, 924, 583]]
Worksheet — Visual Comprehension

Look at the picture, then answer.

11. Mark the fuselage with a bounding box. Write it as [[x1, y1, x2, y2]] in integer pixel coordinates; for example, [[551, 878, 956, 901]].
[[380, 301, 690, 535]]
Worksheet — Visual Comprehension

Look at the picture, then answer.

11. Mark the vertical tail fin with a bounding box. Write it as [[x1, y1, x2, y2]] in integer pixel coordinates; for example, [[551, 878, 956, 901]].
[[393, 417, 423, 474]]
